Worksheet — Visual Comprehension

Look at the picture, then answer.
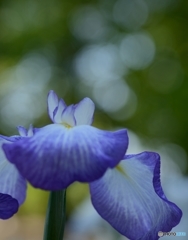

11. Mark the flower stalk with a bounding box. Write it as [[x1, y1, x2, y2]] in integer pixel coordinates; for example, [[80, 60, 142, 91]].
[[43, 190, 66, 240]]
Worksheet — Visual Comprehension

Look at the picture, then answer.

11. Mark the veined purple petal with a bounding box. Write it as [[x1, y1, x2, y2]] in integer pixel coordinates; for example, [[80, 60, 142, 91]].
[[0, 136, 27, 219], [0, 135, 21, 142], [74, 98, 95, 125], [0, 158, 27, 206], [47, 90, 59, 121], [90, 152, 182, 240], [3, 124, 128, 190]]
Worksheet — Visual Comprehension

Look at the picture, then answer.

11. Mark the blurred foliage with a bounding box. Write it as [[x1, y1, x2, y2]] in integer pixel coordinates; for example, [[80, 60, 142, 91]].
[[19, 184, 49, 215], [0, 0, 188, 216]]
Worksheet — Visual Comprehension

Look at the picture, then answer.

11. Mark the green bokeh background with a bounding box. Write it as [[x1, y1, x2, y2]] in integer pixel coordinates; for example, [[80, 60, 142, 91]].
[[0, 0, 187, 225]]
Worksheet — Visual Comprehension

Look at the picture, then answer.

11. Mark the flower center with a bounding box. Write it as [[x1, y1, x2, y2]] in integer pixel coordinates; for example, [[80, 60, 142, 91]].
[[116, 165, 127, 176], [62, 122, 72, 129]]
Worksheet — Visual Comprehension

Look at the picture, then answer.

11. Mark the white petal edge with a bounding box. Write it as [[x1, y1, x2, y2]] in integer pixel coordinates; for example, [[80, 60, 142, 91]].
[[17, 126, 27, 137], [74, 98, 95, 125], [61, 105, 76, 127], [54, 99, 67, 123], [47, 90, 59, 121]]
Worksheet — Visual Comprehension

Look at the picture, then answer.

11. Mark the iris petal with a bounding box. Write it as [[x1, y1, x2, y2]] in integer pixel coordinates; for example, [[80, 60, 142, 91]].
[[0, 136, 27, 219], [61, 105, 76, 127], [0, 158, 27, 206], [0, 194, 18, 219], [74, 98, 95, 125], [3, 124, 128, 190], [47, 90, 59, 121], [17, 125, 35, 137], [17, 126, 27, 137], [27, 124, 34, 137], [89, 152, 182, 240], [54, 99, 66, 123]]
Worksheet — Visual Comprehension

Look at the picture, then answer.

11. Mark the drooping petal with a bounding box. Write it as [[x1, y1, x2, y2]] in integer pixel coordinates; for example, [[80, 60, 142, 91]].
[[74, 98, 95, 125], [0, 158, 27, 206], [47, 90, 59, 121], [61, 105, 76, 127], [89, 152, 182, 240], [54, 99, 67, 123], [0, 136, 27, 219], [0, 194, 19, 219], [3, 124, 128, 190]]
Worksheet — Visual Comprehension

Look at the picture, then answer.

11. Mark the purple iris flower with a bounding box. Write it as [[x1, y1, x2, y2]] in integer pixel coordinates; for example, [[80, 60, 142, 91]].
[[0, 125, 34, 219], [90, 152, 182, 240], [3, 90, 128, 190], [2, 91, 182, 239]]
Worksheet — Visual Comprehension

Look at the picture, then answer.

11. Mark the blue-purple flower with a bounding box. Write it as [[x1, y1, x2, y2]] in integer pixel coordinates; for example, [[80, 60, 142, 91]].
[[0, 125, 35, 219], [1, 90, 182, 239], [3, 90, 128, 190], [90, 151, 182, 240]]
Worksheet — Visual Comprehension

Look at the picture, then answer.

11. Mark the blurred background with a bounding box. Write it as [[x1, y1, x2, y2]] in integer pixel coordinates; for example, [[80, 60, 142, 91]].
[[0, 0, 187, 239]]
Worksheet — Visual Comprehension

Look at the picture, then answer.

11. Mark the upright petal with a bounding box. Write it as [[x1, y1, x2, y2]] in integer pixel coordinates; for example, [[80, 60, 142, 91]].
[[90, 152, 182, 240], [17, 126, 27, 137], [47, 91, 96, 126], [47, 90, 59, 121], [74, 98, 95, 125], [61, 105, 76, 127], [17, 125, 35, 137], [0, 136, 27, 219], [3, 124, 128, 190], [27, 124, 34, 137], [54, 99, 66, 123]]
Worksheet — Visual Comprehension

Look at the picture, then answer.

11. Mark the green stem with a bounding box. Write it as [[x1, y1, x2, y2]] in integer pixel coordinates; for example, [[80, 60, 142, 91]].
[[43, 190, 66, 240]]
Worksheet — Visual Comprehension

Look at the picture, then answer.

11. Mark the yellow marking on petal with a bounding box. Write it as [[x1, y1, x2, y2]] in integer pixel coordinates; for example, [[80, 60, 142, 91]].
[[116, 164, 127, 176], [62, 123, 72, 129]]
